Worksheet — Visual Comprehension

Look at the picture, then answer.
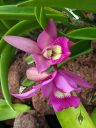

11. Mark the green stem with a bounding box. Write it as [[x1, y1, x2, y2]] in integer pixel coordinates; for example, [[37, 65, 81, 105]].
[[56, 103, 96, 128]]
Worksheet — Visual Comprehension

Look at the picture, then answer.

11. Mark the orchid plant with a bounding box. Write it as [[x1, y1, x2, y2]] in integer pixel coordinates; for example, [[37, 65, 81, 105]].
[[0, 0, 96, 128], [4, 19, 91, 112]]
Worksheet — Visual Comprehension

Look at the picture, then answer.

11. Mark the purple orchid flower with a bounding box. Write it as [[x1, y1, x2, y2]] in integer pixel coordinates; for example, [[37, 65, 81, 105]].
[[12, 68, 91, 112], [3, 19, 73, 73]]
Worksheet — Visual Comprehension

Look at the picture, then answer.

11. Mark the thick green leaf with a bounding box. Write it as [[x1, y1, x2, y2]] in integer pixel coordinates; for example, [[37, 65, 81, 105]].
[[0, 1, 18, 30], [91, 108, 96, 126], [1, 20, 11, 29], [34, 7, 41, 24], [0, 5, 67, 20], [0, 99, 6, 105], [0, 5, 71, 28], [4, 0, 27, 5], [56, 103, 95, 128], [0, 0, 4, 5], [66, 27, 96, 40], [45, 7, 71, 24], [70, 40, 92, 59], [40, 7, 47, 28], [0, 99, 30, 121], [0, 5, 35, 20], [1, 20, 19, 29], [0, 45, 15, 109], [0, 20, 39, 109], [0, 21, 8, 36], [0, 5, 69, 26], [58, 40, 93, 68], [18, 0, 96, 13], [35, 7, 47, 28]]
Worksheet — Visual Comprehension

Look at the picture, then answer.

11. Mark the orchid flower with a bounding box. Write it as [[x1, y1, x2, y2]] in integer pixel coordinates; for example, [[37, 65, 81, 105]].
[[12, 68, 91, 112], [3, 19, 73, 73]]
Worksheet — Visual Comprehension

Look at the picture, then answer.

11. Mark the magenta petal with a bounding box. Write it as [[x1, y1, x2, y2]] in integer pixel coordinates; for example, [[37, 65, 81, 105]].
[[60, 71, 81, 93], [51, 37, 71, 64], [64, 71, 91, 88], [37, 19, 57, 50], [12, 71, 57, 99], [45, 19, 57, 39], [37, 30, 53, 50], [37, 19, 56, 50], [49, 94, 80, 112], [12, 88, 36, 99], [33, 71, 57, 90], [60, 70, 77, 89], [54, 37, 70, 53], [68, 96, 80, 108], [32, 54, 52, 72], [41, 82, 53, 97], [49, 95, 69, 112], [3, 36, 41, 54], [68, 41, 74, 47], [54, 72, 74, 93]]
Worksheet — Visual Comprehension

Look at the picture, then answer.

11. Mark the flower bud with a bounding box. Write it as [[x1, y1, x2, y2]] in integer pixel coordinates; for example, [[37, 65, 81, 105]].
[[26, 67, 50, 82]]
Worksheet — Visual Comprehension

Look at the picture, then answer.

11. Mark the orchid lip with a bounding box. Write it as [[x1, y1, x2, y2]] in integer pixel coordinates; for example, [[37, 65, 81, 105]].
[[43, 48, 53, 59], [43, 45, 62, 60]]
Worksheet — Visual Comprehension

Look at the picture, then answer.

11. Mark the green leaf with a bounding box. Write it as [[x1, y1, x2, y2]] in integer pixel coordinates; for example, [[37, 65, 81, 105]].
[[0, 5, 68, 24], [25, 55, 34, 64], [1, 20, 19, 29], [0, 1, 18, 31], [34, 7, 41, 23], [0, 5, 35, 20], [35, 7, 47, 28], [0, 0, 4, 5], [1, 20, 11, 29], [91, 108, 96, 126], [4, 0, 27, 5], [70, 40, 92, 59], [0, 45, 16, 110], [0, 21, 8, 37], [0, 99, 30, 121], [18, 0, 96, 13], [0, 20, 39, 109], [58, 40, 93, 68], [66, 27, 96, 40], [22, 78, 35, 87], [56, 103, 96, 128], [0, 99, 6, 105], [45, 7, 69, 24], [0, 5, 70, 28], [40, 7, 47, 28]]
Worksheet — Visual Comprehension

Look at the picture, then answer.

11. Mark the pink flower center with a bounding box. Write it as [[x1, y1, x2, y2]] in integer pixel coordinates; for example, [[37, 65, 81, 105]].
[[54, 90, 71, 99], [43, 45, 62, 60]]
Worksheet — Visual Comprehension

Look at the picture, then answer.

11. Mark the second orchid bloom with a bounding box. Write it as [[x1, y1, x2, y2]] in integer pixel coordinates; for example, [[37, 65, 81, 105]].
[[12, 67, 91, 112]]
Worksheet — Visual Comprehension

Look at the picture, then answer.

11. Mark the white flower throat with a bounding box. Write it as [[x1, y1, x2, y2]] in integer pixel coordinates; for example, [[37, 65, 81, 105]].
[[43, 45, 62, 60], [55, 90, 71, 98]]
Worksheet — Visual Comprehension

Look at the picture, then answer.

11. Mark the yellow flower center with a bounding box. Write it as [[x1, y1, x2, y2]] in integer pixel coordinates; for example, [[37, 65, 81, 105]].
[[54, 90, 71, 98], [43, 45, 62, 60]]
